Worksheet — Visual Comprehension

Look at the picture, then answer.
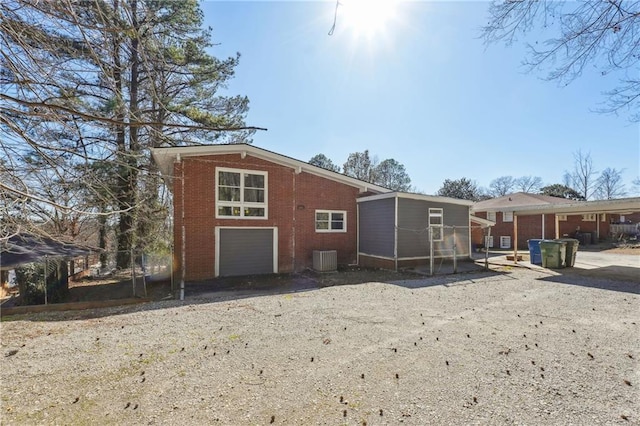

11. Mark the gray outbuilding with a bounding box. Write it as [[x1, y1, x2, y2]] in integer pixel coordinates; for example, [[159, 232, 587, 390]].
[[357, 192, 475, 271]]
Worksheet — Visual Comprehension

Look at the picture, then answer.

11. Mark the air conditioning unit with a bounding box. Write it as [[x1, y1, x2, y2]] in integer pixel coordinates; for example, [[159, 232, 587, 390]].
[[313, 250, 337, 272]]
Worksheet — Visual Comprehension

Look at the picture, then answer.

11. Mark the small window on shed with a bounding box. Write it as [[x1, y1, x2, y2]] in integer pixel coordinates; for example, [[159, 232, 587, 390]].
[[428, 208, 444, 241]]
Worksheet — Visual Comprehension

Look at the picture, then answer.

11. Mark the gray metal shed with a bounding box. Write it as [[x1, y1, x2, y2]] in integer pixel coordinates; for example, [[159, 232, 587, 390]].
[[357, 193, 474, 271]]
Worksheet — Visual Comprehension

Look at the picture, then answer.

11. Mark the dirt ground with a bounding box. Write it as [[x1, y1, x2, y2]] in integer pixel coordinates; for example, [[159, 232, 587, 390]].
[[1, 265, 638, 425]]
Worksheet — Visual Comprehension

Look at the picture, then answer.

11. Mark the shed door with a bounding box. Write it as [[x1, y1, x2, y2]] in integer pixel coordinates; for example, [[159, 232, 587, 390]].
[[218, 228, 276, 277]]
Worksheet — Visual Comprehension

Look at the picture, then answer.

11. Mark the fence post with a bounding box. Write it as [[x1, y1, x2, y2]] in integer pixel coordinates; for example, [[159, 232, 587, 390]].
[[453, 226, 457, 274], [44, 255, 48, 305], [429, 227, 434, 276], [131, 249, 136, 297]]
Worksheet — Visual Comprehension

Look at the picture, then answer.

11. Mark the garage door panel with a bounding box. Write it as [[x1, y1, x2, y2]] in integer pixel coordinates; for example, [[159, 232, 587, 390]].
[[218, 228, 274, 276]]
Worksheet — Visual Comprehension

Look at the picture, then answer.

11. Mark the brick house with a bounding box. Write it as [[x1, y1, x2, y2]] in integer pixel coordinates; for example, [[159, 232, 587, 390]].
[[151, 144, 390, 281], [151, 144, 481, 283], [471, 192, 640, 250]]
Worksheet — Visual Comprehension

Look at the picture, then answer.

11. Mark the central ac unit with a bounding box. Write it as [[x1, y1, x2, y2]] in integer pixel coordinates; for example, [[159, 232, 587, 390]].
[[313, 250, 337, 272]]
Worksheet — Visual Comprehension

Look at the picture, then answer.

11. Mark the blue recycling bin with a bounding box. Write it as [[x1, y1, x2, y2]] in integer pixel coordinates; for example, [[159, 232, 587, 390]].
[[527, 239, 543, 265]]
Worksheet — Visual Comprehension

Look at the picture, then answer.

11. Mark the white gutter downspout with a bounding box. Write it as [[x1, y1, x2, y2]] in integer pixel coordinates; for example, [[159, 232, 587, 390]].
[[179, 154, 185, 301]]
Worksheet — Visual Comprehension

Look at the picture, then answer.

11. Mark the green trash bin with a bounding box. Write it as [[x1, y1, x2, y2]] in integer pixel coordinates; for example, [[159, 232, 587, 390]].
[[558, 238, 579, 267], [539, 240, 566, 269]]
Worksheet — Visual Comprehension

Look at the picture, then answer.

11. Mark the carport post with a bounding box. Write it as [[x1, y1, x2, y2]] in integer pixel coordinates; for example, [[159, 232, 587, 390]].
[[513, 214, 518, 263], [484, 227, 491, 270]]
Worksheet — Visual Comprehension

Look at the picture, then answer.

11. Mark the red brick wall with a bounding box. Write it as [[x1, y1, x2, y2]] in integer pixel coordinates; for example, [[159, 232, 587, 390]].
[[471, 211, 620, 249], [172, 154, 359, 281]]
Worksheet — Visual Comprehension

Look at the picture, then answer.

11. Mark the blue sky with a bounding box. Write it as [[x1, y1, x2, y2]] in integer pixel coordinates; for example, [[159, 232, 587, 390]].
[[201, 1, 639, 196]]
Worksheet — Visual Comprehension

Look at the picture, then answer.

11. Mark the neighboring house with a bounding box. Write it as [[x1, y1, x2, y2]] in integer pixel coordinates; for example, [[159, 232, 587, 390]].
[[358, 193, 474, 270], [471, 192, 640, 250], [151, 144, 479, 281]]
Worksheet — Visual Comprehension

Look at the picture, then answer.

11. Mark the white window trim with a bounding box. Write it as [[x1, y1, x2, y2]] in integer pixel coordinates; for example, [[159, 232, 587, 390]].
[[487, 211, 496, 222], [485, 236, 494, 248], [429, 208, 444, 242], [500, 236, 511, 249], [557, 214, 567, 221], [315, 210, 347, 233], [581, 213, 596, 222], [215, 167, 268, 220], [503, 211, 514, 222]]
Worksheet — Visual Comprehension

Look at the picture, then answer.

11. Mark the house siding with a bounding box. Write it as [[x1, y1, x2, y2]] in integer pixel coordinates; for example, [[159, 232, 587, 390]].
[[173, 154, 359, 281], [358, 198, 395, 258], [397, 199, 470, 258]]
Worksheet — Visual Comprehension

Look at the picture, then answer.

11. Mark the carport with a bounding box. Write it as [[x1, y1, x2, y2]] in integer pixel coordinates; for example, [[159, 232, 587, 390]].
[[509, 197, 640, 263]]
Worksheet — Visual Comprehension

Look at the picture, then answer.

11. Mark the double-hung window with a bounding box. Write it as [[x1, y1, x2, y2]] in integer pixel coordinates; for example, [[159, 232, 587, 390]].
[[216, 168, 267, 218], [428, 208, 444, 241], [503, 211, 514, 222], [315, 210, 346, 233]]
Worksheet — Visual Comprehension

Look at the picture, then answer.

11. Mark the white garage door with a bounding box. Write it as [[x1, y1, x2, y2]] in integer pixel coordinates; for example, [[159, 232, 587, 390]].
[[216, 228, 277, 277]]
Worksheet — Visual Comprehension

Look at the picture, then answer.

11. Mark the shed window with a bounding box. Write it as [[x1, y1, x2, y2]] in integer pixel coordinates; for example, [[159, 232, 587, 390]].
[[429, 208, 444, 241], [503, 211, 514, 222], [315, 210, 346, 233], [216, 168, 267, 219]]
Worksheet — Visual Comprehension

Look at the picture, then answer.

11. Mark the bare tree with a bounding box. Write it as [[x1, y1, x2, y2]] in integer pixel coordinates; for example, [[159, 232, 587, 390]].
[[1, 0, 262, 266], [633, 177, 640, 195], [565, 150, 598, 200], [514, 176, 544, 193], [594, 167, 627, 199], [482, 1, 640, 121], [488, 176, 515, 196]]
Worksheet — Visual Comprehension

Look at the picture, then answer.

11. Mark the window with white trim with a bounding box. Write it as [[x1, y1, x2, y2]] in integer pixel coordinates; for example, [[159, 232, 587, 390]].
[[503, 211, 514, 222], [216, 168, 267, 219], [581, 213, 596, 222], [557, 214, 567, 221], [500, 236, 511, 249], [315, 210, 346, 233], [429, 208, 444, 241], [485, 236, 494, 248], [487, 211, 496, 222]]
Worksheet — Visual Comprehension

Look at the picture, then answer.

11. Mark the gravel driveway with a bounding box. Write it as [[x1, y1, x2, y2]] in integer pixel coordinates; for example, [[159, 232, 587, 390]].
[[1, 266, 638, 425]]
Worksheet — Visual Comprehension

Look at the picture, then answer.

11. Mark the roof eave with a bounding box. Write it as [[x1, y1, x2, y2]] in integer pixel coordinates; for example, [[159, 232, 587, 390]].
[[150, 145, 391, 194]]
